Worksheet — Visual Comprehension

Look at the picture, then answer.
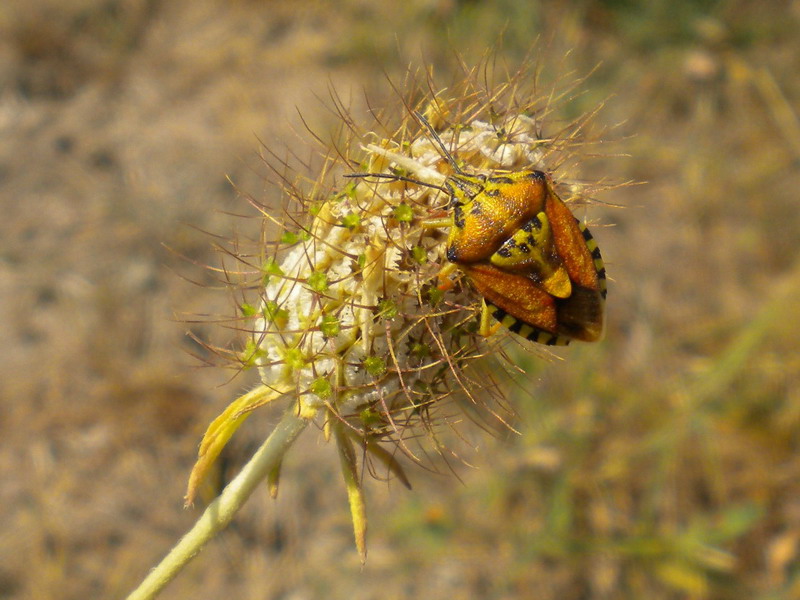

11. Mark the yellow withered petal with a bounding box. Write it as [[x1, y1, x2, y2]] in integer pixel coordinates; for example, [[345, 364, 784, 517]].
[[334, 424, 368, 563], [185, 384, 290, 506]]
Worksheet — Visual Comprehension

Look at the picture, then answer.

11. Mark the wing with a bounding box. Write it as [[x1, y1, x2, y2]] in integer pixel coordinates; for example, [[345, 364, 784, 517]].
[[463, 263, 563, 344], [464, 262, 604, 344], [544, 187, 602, 292]]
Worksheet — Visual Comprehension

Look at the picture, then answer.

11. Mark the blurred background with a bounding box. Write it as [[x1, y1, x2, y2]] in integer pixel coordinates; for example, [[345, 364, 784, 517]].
[[2, 1, 800, 598]]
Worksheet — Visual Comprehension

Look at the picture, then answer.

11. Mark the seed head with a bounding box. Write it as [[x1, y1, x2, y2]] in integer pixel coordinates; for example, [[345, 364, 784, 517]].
[[186, 66, 606, 560]]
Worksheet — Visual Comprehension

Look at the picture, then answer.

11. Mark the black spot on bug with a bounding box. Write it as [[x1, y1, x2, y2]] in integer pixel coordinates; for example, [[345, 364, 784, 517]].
[[523, 215, 543, 233], [526, 236, 536, 246], [497, 247, 513, 258], [591, 247, 602, 260], [525, 171, 546, 181], [446, 246, 458, 263], [492, 307, 507, 321], [528, 330, 552, 344], [508, 319, 523, 334], [488, 176, 513, 185], [484, 188, 500, 197], [470, 202, 483, 215], [527, 271, 543, 284], [517, 243, 530, 254], [453, 206, 465, 229]]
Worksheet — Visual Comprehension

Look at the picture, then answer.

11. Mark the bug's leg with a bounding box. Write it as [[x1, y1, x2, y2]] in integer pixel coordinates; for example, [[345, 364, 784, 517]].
[[421, 215, 452, 229], [436, 262, 458, 291], [479, 299, 504, 337]]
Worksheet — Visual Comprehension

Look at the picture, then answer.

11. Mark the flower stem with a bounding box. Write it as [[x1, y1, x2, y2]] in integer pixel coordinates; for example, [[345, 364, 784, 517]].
[[125, 408, 310, 600]]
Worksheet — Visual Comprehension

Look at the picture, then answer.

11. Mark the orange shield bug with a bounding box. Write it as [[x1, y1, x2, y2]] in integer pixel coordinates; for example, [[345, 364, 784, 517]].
[[348, 112, 607, 346]]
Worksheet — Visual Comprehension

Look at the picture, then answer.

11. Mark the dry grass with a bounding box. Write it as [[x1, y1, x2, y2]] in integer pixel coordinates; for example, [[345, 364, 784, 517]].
[[2, 0, 800, 598]]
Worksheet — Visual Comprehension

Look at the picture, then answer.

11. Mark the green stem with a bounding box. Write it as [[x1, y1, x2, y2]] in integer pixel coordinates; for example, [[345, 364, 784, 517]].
[[126, 409, 310, 600]]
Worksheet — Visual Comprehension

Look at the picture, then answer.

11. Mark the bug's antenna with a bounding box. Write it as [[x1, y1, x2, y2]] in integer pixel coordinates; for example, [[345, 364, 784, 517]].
[[413, 111, 465, 175], [344, 172, 447, 194]]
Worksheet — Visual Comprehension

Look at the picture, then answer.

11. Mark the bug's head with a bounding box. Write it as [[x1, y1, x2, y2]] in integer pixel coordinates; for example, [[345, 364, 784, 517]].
[[443, 173, 486, 205]]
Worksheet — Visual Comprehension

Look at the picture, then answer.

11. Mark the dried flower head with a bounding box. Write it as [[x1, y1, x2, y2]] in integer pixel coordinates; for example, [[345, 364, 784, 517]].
[[185, 65, 606, 561]]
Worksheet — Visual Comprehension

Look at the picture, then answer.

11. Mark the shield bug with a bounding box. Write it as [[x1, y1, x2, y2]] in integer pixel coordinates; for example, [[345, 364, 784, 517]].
[[348, 113, 607, 346]]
